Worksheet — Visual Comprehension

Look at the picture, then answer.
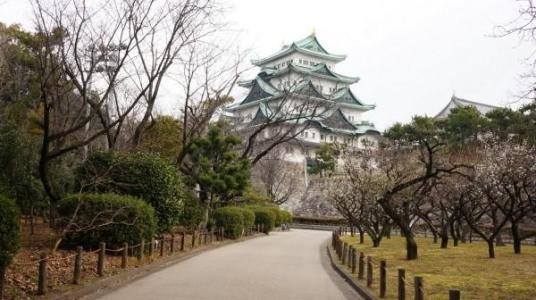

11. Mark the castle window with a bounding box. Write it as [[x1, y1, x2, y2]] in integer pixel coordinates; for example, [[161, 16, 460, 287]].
[[312, 132, 316, 139], [304, 131, 309, 138], [320, 134, 325, 140], [299, 59, 302, 64]]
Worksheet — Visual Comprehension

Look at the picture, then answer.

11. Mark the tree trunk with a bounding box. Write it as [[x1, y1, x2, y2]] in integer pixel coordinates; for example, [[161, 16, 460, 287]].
[[405, 234, 418, 260], [487, 240, 495, 258], [440, 226, 448, 249], [469, 230, 473, 243], [511, 223, 521, 254], [359, 228, 365, 244], [440, 235, 448, 249], [372, 239, 380, 247], [0, 266, 5, 300]]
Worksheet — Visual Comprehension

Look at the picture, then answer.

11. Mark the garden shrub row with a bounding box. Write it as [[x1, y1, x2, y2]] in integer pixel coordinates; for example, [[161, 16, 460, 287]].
[[56, 193, 156, 248], [292, 215, 346, 226], [212, 205, 293, 238]]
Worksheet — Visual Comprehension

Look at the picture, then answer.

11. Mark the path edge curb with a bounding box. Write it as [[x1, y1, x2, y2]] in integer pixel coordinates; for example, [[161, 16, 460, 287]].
[[326, 245, 377, 300]]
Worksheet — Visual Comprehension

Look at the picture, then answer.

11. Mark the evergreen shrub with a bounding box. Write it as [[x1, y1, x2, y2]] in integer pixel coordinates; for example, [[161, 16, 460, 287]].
[[212, 207, 244, 239], [0, 195, 20, 298], [56, 193, 156, 248], [76, 152, 189, 232], [250, 207, 276, 234]]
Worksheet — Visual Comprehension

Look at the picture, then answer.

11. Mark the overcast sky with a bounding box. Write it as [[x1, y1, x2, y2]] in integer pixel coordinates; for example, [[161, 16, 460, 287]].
[[0, 0, 532, 130]]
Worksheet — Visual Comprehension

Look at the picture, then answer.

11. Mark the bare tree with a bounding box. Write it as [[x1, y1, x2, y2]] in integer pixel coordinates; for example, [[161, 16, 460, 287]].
[[31, 0, 221, 205], [253, 147, 302, 205], [379, 116, 465, 260], [327, 148, 391, 247], [465, 139, 536, 255]]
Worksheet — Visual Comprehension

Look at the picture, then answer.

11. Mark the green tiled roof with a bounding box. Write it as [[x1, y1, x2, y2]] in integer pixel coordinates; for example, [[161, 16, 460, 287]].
[[240, 76, 279, 104], [251, 34, 346, 66], [330, 87, 374, 110], [269, 63, 359, 84]]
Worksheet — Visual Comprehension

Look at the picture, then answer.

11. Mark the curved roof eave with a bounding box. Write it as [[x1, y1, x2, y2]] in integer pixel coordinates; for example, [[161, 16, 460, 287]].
[[251, 45, 346, 66]]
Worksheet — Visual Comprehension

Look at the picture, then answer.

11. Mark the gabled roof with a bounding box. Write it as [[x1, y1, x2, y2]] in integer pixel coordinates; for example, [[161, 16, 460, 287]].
[[240, 76, 279, 104], [330, 87, 374, 109], [319, 108, 357, 131], [239, 63, 359, 88], [250, 103, 272, 125], [294, 80, 327, 100], [435, 95, 501, 119], [251, 34, 346, 66], [295, 34, 330, 54]]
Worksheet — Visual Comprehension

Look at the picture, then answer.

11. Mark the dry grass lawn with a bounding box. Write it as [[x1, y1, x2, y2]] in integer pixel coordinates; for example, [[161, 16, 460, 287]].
[[340, 234, 536, 300]]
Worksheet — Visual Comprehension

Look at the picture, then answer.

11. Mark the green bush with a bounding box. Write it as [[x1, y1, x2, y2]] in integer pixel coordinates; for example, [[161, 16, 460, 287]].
[[238, 207, 255, 230], [181, 195, 205, 229], [212, 207, 244, 239], [292, 215, 346, 226], [0, 195, 20, 298], [280, 210, 293, 224], [56, 193, 156, 248], [268, 207, 283, 227], [76, 152, 189, 232], [250, 207, 276, 234]]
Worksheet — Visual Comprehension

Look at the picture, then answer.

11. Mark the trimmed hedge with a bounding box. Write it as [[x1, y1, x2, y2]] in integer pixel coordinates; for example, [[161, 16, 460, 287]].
[[280, 210, 293, 224], [238, 207, 255, 230], [292, 215, 346, 226], [76, 152, 189, 232], [268, 207, 283, 227], [212, 207, 245, 239], [56, 193, 156, 248], [250, 207, 276, 234]]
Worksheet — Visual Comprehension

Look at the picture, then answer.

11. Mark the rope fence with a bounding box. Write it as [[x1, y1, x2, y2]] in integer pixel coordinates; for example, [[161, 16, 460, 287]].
[[13, 225, 265, 296]]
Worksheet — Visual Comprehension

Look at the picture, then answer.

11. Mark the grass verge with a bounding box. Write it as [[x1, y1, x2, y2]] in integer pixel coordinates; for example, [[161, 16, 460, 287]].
[[339, 234, 536, 300]]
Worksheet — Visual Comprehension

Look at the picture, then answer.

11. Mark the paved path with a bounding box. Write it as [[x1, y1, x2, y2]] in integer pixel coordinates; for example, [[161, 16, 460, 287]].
[[98, 229, 361, 300]]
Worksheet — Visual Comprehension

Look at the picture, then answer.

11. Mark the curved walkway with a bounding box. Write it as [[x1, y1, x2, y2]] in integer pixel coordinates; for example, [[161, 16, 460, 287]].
[[98, 229, 361, 300]]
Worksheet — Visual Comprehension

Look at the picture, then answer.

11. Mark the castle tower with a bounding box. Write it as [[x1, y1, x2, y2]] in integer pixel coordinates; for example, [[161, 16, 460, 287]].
[[226, 34, 379, 163]]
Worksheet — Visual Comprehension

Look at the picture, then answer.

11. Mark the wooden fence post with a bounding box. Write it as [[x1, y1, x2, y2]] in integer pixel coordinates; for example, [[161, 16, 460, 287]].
[[198, 230, 202, 245], [170, 236, 175, 254], [414, 276, 424, 300], [192, 230, 196, 248], [181, 232, 185, 251], [449, 289, 460, 300], [342, 242, 348, 266], [351, 248, 357, 274], [149, 239, 155, 259], [347, 246, 353, 268], [73, 246, 82, 284], [160, 239, 165, 257], [358, 252, 365, 279], [121, 243, 128, 269], [37, 252, 47, 295], [203, 231, 207, 244], [139, 239, 145, 261], [97, 242, 105, 277], [366, 256, 373, 288], [210, 229, 214, 243], [398, 268, 406, 300], [380, 260, 386, 298]]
